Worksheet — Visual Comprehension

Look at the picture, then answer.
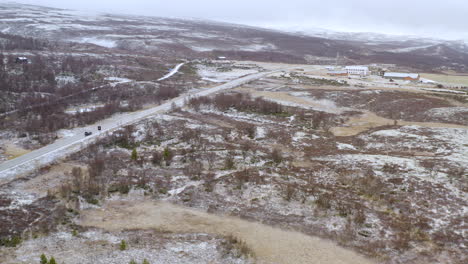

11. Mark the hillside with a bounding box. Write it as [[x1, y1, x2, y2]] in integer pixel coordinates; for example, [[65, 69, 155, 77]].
[[1, 3, 467, 71]]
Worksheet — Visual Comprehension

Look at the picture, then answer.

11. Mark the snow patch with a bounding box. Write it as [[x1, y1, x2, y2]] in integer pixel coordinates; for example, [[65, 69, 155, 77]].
[[76, 37, 117, 48], [158, 63, 185, 81]]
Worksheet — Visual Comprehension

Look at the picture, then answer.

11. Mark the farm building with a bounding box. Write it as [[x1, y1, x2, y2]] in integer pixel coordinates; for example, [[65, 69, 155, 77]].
[[327, 70, 348, 77], [15, 57, 29, 64], [384, 72, 420, 81], [345, 66, 369, 76]]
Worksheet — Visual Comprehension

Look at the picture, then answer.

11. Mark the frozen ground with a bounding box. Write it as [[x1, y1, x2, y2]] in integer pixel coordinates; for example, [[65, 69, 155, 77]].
[[1, 229, 250, 264]]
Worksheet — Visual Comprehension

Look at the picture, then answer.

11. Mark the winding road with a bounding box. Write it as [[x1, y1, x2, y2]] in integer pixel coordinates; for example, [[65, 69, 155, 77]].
[[0, 69, 287, 179]]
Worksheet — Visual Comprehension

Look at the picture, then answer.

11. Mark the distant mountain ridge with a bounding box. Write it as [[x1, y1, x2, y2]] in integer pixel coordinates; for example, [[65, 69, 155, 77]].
[[0, 2, 467, 72]]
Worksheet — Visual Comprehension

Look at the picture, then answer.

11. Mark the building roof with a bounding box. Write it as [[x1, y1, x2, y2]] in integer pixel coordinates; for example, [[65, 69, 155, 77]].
[[384, 72, 419, 79], [328, 70, 347, 74], [345, 66, 369, 70]]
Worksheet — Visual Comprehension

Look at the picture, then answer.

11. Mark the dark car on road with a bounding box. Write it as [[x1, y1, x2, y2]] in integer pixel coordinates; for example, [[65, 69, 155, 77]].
[[84, 131, 92, 136]]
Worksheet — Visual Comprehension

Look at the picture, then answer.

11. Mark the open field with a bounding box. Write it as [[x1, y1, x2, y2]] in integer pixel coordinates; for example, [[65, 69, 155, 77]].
[[421, 73, 468, 86], [80, 200, 374, 264]]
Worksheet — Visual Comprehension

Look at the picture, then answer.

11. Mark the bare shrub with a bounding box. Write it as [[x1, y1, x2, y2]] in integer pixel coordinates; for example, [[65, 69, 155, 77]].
[[266, 129, 292, 145], [281, 183, 297, 201], [354, 208, 366, 226], [203, 172, 216, 192], [184, 161, 204, 180], [233, 169, 249, 189], [224, 152, 236, 170], [205, 151, 217, 169], [236, 122, 256, 139], [163, 147, 174, 166], [311, 112, 326, 129], [188, 92, 285, 115], [88, 157, 105, 179], [71, 167, 84, 191], [151, 151, 162, 166], [222, 235, 255, 259], [447, 166, 465, 183], [382, 163, 400, 174], [270, 148, 283, 164], [315, 193, 332, 210], [355, 169, 385, 198]]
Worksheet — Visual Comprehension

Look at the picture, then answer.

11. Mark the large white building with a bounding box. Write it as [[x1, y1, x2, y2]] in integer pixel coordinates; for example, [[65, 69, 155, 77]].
[[345, 66, 369, 76], [383, 72, 420, 81]]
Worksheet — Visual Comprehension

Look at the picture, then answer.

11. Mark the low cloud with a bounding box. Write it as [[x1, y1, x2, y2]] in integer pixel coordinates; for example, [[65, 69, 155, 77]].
[[9, 0, 468, 40]]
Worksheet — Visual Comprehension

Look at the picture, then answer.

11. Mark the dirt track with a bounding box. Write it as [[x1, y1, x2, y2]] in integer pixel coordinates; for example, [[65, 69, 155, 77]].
[[80, 200, 375, 264]]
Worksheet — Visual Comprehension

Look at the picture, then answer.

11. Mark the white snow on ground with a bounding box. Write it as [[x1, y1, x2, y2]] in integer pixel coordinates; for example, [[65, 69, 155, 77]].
[[105, 77, 133, 83], [320, 154, 425, 177], [389, 45, 434, 53], [189, 43, 276, 52], [197, 65, 259, 82], [354, 125, 468, 189], [57, 129, 76, 138], [420, 78, 437, 84], [0, 18, 36, 22], [0, 190, 36, 210], [65, 105, 103, 114], [235, 43, 277, 52], [292, 132, 306, 142], [178, 32, 223, 39], [158, 63, 185, 81], [423, 107, 468, 125], [123, 24, 188, 31], [370, 129, 425, 139], [32, 23, 111, 31], [421, 88, 466, 94], [289, 92, 310, 97], [0, 70, 280, 180], [12, 230, 244, 264], [168, 180, 201, 196], [425, 107, 468, 117], [202, 77, 225, 83], [187, 45, 217, 52], [429, 127, 468, 165], [256, 127, 266, 139], [56, 75, 77, 85], [336, 143, 357, 150], [75, 37, 117, 48]]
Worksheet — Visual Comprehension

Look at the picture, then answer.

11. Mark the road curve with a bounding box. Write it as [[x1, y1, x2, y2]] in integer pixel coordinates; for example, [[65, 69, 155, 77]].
[[0, 69, 286, 180]]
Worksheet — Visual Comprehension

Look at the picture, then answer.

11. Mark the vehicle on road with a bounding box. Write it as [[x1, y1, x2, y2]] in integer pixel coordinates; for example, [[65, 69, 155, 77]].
[[84, 131, 92, 136], [98, 126, 102, 131]]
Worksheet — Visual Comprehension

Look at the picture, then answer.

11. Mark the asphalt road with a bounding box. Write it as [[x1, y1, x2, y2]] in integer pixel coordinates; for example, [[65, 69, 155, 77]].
[[0, 69, 285, 178]]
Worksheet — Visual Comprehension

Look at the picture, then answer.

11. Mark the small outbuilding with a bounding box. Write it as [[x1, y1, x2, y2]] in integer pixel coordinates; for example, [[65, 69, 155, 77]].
[[383, 72, 420, 81], [15, 57, 29, 64]]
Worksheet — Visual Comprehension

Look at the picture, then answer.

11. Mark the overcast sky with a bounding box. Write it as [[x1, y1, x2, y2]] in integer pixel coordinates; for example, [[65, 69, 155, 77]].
[[9, 0, 468, 40]]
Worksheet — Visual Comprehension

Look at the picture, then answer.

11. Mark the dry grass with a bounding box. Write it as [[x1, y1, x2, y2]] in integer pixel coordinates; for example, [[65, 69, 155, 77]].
[[421, 73, 468, 86], [80, 200, 375, 264], [4, 143, 31, 160], [331, 111, 468, 136]]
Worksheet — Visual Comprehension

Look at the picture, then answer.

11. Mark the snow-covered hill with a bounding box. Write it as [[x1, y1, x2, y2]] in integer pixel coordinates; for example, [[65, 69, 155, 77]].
[[1, 2, 468, 71]]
